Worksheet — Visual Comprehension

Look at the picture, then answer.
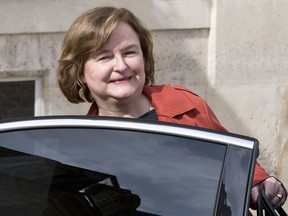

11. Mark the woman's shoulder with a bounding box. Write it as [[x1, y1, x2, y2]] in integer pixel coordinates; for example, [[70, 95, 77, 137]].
[[145, 84, 200, 97], [168, 84, 199, 96]]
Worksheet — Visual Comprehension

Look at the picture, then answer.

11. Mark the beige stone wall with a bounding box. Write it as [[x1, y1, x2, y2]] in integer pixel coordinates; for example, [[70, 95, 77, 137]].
[[206, 0, 288, 211], [0, 0, 287, 211]]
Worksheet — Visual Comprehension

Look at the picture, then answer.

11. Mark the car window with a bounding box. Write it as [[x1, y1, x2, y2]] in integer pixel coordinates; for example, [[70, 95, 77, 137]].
[[0, 127, 227, 216]]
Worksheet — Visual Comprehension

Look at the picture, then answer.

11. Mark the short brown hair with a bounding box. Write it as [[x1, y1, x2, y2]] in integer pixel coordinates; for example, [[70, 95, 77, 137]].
[[56, 7, 155, 103]]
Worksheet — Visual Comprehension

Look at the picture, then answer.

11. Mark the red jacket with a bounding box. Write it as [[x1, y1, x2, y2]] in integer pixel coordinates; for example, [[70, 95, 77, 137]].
[[87, 84, 270, 186]]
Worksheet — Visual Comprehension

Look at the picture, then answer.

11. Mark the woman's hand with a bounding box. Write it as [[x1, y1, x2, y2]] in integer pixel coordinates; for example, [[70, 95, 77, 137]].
[[250, 177, 287, 209]]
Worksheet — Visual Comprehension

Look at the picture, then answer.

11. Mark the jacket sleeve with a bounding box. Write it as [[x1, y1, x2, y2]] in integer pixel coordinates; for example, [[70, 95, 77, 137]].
[[253, 162, 270, 186]]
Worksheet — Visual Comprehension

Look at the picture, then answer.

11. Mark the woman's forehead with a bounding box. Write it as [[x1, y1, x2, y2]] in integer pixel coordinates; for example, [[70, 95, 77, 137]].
[[99, 22, 140, 51]]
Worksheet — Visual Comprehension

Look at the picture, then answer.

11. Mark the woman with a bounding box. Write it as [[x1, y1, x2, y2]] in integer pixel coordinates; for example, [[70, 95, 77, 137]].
[[56, 6, 286, 210]]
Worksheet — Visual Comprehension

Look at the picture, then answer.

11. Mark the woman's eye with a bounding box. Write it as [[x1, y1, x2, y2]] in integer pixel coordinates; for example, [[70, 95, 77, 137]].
[[125, 51, 137, 56], [97, 55, 112, 61]]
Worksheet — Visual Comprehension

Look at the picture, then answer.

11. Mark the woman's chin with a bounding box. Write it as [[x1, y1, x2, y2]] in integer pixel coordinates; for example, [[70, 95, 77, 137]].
[[108, 83, 143, 98], [109, 88, 141, 100]]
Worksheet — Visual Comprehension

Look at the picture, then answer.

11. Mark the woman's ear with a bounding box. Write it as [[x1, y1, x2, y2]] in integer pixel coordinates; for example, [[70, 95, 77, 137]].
[[77, 75, 86, 88], [80, 74, 86, 84]]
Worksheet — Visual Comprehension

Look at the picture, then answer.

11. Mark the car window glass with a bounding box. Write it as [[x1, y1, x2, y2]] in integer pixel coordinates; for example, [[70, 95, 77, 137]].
[[0, 128, 227, 216]]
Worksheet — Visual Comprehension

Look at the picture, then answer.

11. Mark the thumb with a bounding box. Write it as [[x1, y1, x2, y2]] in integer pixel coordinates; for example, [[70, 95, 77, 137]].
[[250, 185, 261, 209]]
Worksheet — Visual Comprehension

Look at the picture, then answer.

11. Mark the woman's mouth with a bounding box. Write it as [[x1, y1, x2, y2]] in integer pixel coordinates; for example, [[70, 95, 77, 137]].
[[110, 77, 132, 84]]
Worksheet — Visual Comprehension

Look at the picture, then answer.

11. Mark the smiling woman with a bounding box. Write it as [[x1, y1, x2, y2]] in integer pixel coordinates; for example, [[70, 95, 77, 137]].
[[81, 22, 147, 117], [57, 7, 154, 107], [56, 6, 287, 213]]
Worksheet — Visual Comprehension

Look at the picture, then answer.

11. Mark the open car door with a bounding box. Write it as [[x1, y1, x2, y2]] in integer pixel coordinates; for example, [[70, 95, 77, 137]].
[[0, 116, 259, 216]]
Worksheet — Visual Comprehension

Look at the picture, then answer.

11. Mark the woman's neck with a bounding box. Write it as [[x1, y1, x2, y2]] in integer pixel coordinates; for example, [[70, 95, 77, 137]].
[[97, 94, 152, 118]]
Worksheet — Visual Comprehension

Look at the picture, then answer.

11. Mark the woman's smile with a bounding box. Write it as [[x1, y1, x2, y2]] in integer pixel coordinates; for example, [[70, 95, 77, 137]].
[[110, 76, 132, 84]]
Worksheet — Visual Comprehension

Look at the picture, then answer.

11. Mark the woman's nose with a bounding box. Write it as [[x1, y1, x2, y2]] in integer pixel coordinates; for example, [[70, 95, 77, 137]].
[[113, 55, 128, 72]]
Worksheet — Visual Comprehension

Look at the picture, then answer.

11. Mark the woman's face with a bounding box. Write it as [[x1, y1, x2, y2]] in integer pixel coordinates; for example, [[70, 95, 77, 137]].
[[82, 22, 145, 104]]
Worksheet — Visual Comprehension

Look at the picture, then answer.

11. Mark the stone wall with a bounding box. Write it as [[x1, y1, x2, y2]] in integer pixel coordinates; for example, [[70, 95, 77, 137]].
[[209, 0, 288, 193], [0, 0, 287, 211]]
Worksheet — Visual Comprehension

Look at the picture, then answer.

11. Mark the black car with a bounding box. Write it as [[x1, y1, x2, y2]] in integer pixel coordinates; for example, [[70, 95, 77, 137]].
[[0, 116, 259, 216]]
